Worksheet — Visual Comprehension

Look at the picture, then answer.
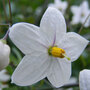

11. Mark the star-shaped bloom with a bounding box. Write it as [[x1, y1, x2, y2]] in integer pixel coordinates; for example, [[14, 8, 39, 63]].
[[79, 69, 90, 90], [71, 1, 90, 27], [0, 40, 10, 71], [48, 0, 68, 14], [9, 7, 89, 88]]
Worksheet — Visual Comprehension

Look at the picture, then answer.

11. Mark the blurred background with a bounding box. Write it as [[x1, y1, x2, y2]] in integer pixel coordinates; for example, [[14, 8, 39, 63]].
[[0, 0, 90, 90]]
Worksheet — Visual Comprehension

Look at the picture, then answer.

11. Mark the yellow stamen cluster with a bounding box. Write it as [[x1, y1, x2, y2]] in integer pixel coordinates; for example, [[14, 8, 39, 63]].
[[81, 13, 85, 17], [48, 46, 70, 60], [51, 47, 65, 58]]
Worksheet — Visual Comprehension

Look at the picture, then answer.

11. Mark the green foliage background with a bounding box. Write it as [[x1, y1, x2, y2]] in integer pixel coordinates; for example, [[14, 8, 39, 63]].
[[0, 0, 90, 90]]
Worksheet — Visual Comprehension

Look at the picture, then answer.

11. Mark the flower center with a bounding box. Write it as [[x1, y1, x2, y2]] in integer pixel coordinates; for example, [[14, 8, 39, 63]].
[[59, 8, 62, 11], [48, 46, 70, 60], [81, 13, 85, 17]]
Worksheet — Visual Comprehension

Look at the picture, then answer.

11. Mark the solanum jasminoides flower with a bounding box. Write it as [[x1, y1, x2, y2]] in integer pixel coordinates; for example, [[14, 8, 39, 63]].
[[9, 7, 89, 88], [48, 0, 68, 14], [71, 1, 90, 27], [0, 40, 10, 71], [79, 69, 90, 90]]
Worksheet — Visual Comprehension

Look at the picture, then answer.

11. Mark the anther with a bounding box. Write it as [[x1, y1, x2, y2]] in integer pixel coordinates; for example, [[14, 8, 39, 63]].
[[48, 46, 70, 61]]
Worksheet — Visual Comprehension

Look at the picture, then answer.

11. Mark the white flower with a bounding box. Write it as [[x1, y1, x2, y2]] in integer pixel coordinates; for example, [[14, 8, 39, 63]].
[[79, 69, 90, 90], [48, 0, 68, 14], [0, 40, 10, 71], [9, 7, 89, 88], [0, 69, 10, 82], [71, 1, 90, 27]]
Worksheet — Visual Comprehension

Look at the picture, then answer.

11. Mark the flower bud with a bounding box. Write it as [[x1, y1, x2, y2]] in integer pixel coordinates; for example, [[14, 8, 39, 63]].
[[0, 69, 10, 82], [79, 69, 90, 90], [0, 40, 10, 71]]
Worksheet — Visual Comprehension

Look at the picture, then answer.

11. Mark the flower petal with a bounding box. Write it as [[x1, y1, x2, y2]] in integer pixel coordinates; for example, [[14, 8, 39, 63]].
[[9, 22, 46, 54], [0, 70, 10, 82], [81, 1, 89, 10], [58, 32, 89, 62], [79, 69, 90, 90], [0, 42, 10, 71], [11, 52, 51, 86], [40, 7, 66, 46], [71, 6, 80, 15], [47, 58, 71, 88], [71, 6, 81, 24]]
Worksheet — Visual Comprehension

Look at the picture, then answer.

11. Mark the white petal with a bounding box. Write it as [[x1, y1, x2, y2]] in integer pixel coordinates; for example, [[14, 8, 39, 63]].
[[71, 6, 80, 15], [80, 1, 89, 14], [71, 6, 81, 24], [62, 1, 68, 10], [48, 4, 56, 8], [11, 52, 51, 86], [58, 32, 89, 62], [84, 17, 90, 27], [80, 10, 90, 27], [55, 0, 60, 4], [40, 7, 66, 46], [0, 84, 8, 89], [0, 70, 10, 82], [79, 69, 90, 90], [47, 58, 71, 88], [9, 22, 46, 54], [81, 1, 89, 9], [55, 0, 67, 14], [0, 42, 10, 71], [71, 14, 81, 24]]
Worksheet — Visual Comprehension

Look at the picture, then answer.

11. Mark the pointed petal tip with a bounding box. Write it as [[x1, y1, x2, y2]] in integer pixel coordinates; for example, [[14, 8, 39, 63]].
[[50, 81, 68, 88], [11, 80, 13, 84], [11, 76, 22, 86], [53, 85, 63, 88], [11, 76, 14, 83]]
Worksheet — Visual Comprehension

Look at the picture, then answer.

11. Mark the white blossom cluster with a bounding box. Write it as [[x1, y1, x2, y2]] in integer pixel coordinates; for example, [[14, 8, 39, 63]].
[[48, 0, 90, 27], [71, 1, 90, 27]]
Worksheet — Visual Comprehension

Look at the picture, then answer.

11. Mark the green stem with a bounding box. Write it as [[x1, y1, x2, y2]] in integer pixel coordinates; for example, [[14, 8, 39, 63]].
[[78, 13, 90, 34], [0, 24, 10, 26], [3, 29, 10, 40], [60, 83, 79, 88], [2, 0, 8, 23], [8, 0, 12, 25]]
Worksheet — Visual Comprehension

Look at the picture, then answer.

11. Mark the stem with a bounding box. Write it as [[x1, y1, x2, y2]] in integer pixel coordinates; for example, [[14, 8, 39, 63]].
[[2, 0, 8, 23], [0, 23, 10, 40], [35, 0, 49, 25], [0, 23, 10, 26], [3, 29, 10, 40], [61, 83, 79, 88], [44, 79, 79, 89], [78, 13, 90, 34], [8, 0, 12, 25]]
